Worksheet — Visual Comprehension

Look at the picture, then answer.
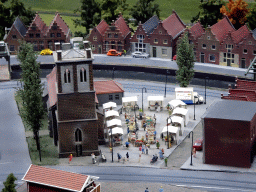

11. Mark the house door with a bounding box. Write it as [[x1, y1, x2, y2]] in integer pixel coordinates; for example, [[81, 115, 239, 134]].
[[227, 59, 231, 66], [76, 144, 82, 156], [200, 52, 205, 63], [98, 45, 102, 54], [241, 58, 246, 68], [153, 47, 157, 57]]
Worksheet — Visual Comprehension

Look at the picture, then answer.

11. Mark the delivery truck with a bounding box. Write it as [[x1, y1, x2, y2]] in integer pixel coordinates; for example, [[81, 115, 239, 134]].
[[175, 87, 204, 104]]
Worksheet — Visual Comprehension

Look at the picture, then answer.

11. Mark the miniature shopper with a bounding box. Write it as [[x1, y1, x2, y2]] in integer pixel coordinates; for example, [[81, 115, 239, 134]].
[[145, 187, 149, 192], [142, 144, 145, 154], [68, 154, 73, 164], [159, 186, 164, 192], [117, 153, 122, 162], [164, 157, 168, 167], [193, 147, 196, 158], [126, 152, 129, 161], [91, 153, 95, 164]]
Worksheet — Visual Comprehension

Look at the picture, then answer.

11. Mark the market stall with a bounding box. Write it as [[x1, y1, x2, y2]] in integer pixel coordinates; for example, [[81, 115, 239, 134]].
[[147, 96, 164, 111], [122, 96, 138, 113], [146, 127, 156, 144], [172, 107, 189, 127], [108, 127, 123, 146], [161, 126, 179, 145], [168, 115, 184, 136], [167, 99, 187, 110], [105, 110, 119, 121], [106, 119, 122, 128], [103, 101, 117, 112]]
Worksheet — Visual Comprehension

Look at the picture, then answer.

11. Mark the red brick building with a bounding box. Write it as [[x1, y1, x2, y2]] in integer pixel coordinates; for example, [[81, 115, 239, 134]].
[[21, 164, 101, 192], [89, 14, 131, 54]]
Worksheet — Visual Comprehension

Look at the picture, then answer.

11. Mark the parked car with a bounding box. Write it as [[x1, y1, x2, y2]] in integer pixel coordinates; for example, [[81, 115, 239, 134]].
[[131, 52, 149, 58], [107, 49, 122, 56], [193, 138, 203, 151], [40, 48, 53, 55]]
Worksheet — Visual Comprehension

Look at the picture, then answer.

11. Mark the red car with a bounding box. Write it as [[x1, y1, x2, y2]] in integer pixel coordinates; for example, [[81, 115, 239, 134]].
[[107, 49, 122, 56], [193, 138, 203, 151]]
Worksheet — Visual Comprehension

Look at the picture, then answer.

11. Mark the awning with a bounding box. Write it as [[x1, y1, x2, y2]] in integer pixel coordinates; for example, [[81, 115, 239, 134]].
[[122, 96, 138, 103], [161, 126, 179, 134], [108, 127, 123, 135], [147, 96, 164, 101], [168, 99, 186, 108], [173, 108, 188, 116], [105, 110, 119, 118], [168, 116, 184, 125], [106, 119, 122, 128], [103, 102, 117, 109]]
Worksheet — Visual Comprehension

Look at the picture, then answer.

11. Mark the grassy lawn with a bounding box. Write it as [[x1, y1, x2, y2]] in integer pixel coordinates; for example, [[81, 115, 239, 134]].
[[27, 135, 59, 165]]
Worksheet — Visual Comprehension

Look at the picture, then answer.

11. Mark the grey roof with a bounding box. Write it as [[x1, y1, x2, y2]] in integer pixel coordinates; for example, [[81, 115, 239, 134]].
[[202, 100, 256, 121], [253, 28, 256, 39], [13, 17, 27, 37], [142, 15, 160, 34]]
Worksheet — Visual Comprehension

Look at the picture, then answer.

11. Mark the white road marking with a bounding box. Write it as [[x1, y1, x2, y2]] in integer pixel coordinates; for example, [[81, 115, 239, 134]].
[[0, 162, 12, 165]]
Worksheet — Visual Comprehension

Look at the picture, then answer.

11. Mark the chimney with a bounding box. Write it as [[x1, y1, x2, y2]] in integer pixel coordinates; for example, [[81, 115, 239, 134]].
[[55, 42, 61, 50], [83, 41, 91, 58], [57, 50, 62, 61], [83, 41, 89, 49]]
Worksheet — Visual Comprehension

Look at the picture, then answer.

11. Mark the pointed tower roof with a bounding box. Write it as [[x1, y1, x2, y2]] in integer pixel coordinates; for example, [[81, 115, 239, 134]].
[[29, 13, 48, 35], [162, 10, 186, 39], [189, 21, 205, 40], [48, 12, 70, 35], [115, 14, 130, 38], [231, 24, 250, 44], [96, 20, 109, 35]]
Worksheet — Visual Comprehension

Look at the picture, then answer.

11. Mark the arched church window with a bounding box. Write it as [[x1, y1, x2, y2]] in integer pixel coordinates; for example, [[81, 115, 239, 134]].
[[80, 68, 87, 82], [75, 129, 82, 142], [64, 69, 71, 83]]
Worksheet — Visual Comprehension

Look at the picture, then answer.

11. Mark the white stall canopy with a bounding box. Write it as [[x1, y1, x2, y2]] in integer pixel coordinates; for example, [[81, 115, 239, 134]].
[[103, 102, 117, 109], [106, 119, 122, 128], [105, 110, 119, 118], [108, 127, 124, 135], [162, 126, 179, 134], [173, 107, 189, 127], [122, 96, 138, 103], [147, 96, 164, 102], [168, 115, 184, 125], [168, 99, 187, 109]]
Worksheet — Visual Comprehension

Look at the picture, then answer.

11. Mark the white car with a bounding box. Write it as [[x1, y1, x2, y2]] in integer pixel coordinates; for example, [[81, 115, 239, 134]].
[[131, 52, 149, 58]]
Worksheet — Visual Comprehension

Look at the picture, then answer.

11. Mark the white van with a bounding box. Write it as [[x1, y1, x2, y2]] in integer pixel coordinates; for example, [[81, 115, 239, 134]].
[[175, 87, 204, 104]]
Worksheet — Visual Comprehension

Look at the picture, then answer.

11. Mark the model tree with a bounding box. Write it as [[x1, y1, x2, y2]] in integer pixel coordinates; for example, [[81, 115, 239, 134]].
[[17, 41, 46, 161], [2, 173, 17, 192], [191, 0, 225, 28], [175, 32, 195, 87], [130, 0, 160, 26], [220, 0, 250, 29], [247, 6, 256, 30]]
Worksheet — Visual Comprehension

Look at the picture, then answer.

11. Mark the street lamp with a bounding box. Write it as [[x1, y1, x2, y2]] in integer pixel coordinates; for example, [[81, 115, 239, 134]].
[[204, 77, 209, 104], [166, 116, 172, 149], [193, 96, 196, 120], [190, 131, 194, 166], [164, 70, 170, 98], [134, 104, 139, 131], [111, 128, 113, 162], [142, 87, 147, 112], [112, 67, 115, 79]]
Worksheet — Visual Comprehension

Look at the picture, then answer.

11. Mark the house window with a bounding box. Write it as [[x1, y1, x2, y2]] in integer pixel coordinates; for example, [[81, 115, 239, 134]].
[[226, 44, 233, 52], [223, 52, 234, 63], [12, 35, 17, 39], [114, 34, 118, 38], [159, 31, 162, 34], [31, 26, 36, 31], [33, 41, 38, 51], [137, 35, 145, 40], [135, 43, 146, 52], [207, 36, 210, 40], [211, 45, 216, 50], [52, 25, 57, 30], [64, 69, 71, 83], [108, 33, 112, 38], [92, 44, 95, 50], [243, 49, 248, 54], [163, 40, 168, 44], [39, 41, 44, 50], [162, 49, 167, 56], [109, 95, 113, 100], [75, 129, 82, 142], [29, 33, 34, 38], [93, 36, 97, 41], [57, 33, 61, 37], [189, 40, 193, 44], [36, 33, 40, 38], [202, 44, 206, 49], [50, 33, 55, 37], [253, 50, 256, 55], [115, 94, 119, 100], [80, 68, 86, 82], [209, 54, 215, 62], [249, 41, 252, 45], [105, 41, 109, 51], [9, 45, 15, 51], [154, 39, 158, 44]]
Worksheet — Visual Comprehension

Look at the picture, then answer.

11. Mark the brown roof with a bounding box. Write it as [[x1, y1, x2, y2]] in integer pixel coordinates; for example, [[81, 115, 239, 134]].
[[96, 20, 109, 36], [46, 66, 57, 108], [30, 13, 48, 35], [22, 164, 89, 192], [94, 80, 124, 94], [48, 12, 70, 35], [115, 14, 131, 38], [231, 24, 250, 44], [211, 15, 235, 42], [189, 22, 205, 40], [162, 10, 186, 39]]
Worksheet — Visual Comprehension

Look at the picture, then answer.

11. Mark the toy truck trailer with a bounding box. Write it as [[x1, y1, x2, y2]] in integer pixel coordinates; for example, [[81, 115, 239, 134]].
[[175, 87, 204, 104]]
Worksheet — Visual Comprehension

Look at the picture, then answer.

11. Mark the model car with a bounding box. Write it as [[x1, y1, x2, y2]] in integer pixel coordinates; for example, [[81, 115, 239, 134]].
[[107, 49, 122, 56], [131, 52, 149, 58], [193, 138, 203, 151], [40, 49, 53, 55]]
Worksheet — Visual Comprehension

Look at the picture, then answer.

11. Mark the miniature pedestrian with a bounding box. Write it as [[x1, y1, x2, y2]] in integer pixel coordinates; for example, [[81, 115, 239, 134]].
[[146, 145, 148, 155], [154, 130, 156, 140], [142, 144, 145, 154], [159, 186, 164, 192], [164, 157, 168, 167], [143, 122, 147, 131], [145, 187, 149, 192], [117, 153, 122, 162], [193, 147, 196, 158], [161, 148, 164, 155], [146, 132, 148, 141], [124, 49, 126, 56], [126, 152, 129, 161], [91, 153, 95, 164], [68, 154, 73, 164], [139, 153, 141, 162]]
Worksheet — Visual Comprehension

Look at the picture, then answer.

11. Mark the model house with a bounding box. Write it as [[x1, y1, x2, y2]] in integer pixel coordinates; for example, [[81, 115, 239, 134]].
[[22, 164, 101, 192], [89, 14, 131, 54], [202, 99, 256, 168]]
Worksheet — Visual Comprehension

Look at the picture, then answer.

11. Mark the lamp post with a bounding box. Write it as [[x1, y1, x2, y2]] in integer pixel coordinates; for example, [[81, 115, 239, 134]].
[[164, 70, 170, 98], [142, 87, 147, 112], [190, 131, 194, 166], [111, 128, 113, 162], [112, 67, 115, 79], [204, 77, 208, 104], [134, 104, 139, 131], [166, 117, 171, 149], [193, 96, 196, 120]]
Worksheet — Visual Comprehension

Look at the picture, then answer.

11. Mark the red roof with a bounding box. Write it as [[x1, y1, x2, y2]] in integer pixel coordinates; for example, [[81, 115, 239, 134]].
[[31, 13, 48, 35], [49, 12, 70, 35], [46, 66, 57, 108], [229, 89, 256, 102], [96, 20, 109, 36], [211, 15, 235, 42], [231, 24, 250, 44], [22, 164, 89, 192], [189, 22, 205, 40], [115, 14, 131, 38], [222, 95, 250, 101], [235, 78, 256, 90], [162, 10, 186, 39], [94, 80, 124, 94]]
